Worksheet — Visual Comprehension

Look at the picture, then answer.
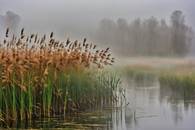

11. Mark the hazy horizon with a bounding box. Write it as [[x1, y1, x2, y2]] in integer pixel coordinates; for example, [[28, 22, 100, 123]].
[[0, 0, 194, 39]]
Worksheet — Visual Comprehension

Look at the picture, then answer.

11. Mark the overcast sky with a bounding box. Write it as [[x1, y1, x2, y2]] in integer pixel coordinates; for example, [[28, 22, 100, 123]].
[[0, 0, 194, 38]]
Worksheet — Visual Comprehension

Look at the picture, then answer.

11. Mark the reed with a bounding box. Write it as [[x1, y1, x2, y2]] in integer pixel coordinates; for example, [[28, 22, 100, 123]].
[[124, 65, 195, 99], [159, 72, 195, 99], [123, 66, 157, 82], [0, 28, 120, 127]]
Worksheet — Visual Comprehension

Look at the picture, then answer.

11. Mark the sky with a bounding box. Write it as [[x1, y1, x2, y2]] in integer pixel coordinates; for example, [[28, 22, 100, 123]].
[[0, 0, 194, 38]]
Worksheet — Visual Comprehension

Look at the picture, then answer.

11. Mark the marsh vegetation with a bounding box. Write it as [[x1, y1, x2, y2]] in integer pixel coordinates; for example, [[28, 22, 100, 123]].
[[0, 7, 195, 130], [124, 61, 195, 100], [0, 28, 124, 129]]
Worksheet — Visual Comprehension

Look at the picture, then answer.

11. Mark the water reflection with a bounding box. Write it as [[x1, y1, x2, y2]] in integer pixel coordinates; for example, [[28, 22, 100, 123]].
[[111, 77, 195, 130], [2, 76, 195, 130]]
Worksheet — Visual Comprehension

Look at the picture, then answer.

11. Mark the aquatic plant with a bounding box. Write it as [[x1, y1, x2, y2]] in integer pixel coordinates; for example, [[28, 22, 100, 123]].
[[123, 66, 157, 83], [124, 65, 195, 99], [0, 28, 120, 127], [159, 73, 195, 99]]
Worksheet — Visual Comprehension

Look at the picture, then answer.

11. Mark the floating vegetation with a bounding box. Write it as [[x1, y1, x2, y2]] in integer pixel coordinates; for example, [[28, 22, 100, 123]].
[[0, 28, 121, 128]]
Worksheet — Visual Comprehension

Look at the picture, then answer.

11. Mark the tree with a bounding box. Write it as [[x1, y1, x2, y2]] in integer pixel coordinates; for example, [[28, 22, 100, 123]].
[[0, 11, 21, 35], [95, 18, 116, 46], [130, 18, 142, 54], [145, 17, 159, 55], [116, 18, 129, 55], [171, 10, 188, 56], [94, 10, 193, 56], [158, 19, 172, 55]]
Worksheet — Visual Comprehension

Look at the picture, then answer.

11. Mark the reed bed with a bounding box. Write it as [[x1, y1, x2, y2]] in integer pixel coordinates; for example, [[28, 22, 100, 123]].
[[0, 28, 120, 127], [123, 66, 157, 82], [124, 65, 195, 98], [159, 72, 195, 99]]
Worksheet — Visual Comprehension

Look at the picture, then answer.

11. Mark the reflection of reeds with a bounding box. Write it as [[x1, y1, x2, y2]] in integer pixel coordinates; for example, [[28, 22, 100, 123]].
[[0, 28, 119, 126]]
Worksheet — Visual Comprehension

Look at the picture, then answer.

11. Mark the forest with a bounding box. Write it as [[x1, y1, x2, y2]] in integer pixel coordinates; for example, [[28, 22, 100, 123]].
[[95, 10, 194, 56]]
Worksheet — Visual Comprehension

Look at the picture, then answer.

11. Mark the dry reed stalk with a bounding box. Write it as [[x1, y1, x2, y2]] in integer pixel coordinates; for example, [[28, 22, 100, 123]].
[[0, 28, 115, 92]]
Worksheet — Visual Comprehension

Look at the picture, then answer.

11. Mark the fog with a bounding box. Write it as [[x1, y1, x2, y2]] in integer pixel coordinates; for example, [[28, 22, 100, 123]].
[[0, 0, 194, 56], [0, 0, 194, 34]]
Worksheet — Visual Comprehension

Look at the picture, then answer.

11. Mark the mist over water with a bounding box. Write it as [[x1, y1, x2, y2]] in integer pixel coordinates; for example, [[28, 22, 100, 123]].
[[0, 0, 194, 36], [1, 1, 195, 130], [0, 0, 194, 56]]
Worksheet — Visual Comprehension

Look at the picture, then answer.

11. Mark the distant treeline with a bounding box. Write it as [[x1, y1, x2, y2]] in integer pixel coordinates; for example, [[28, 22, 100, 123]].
[[95, 10, 194, 56], [0, 11, 20, 35]]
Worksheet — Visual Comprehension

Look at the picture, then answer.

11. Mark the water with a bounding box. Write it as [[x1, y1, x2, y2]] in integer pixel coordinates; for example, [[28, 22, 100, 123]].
[[111, 78, 195, 130], [3, 77, 195, 130]]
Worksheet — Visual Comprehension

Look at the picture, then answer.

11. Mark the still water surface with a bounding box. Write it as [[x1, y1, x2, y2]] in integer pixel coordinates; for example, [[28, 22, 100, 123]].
[[111, 78, 195, 130], [8, 77, 195, 130]]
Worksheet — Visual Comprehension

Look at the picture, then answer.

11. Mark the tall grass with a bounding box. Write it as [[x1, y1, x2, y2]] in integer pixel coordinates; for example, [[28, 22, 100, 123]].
[[0, 28, 120, 127], [159, 73, 195, 99], [123, 65, 157, 83], [124, 65, 195, 99]]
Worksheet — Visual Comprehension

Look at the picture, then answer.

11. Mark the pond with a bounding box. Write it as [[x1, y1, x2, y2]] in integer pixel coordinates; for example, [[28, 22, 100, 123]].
[[110, 77, 195, 130], [2, 76, 195, 130]]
